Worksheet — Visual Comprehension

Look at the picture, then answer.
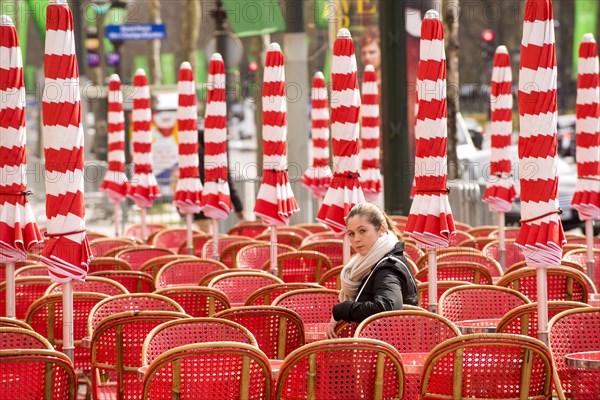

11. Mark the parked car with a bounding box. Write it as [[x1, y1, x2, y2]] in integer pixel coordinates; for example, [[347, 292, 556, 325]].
[[459, 145, 586, 231]]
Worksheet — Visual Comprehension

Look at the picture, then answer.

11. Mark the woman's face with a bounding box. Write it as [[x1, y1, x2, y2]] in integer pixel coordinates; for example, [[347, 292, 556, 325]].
[[346, 215, 385, 257]]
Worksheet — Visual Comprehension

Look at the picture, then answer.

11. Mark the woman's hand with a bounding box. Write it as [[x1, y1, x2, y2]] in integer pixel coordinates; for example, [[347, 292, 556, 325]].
[[326, 316, 338, 339]]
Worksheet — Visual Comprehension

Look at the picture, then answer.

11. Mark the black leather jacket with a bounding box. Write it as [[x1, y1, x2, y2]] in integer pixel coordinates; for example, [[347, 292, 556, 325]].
[[332, 242, 419, 323]]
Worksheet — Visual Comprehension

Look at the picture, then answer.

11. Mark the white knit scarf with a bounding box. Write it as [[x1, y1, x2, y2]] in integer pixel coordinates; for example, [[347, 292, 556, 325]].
[[339, 231, 398, 301]]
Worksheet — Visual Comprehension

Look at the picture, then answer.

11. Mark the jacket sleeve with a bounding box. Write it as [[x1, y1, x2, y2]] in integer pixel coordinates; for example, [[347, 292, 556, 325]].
[[332, 266, 404, 323]]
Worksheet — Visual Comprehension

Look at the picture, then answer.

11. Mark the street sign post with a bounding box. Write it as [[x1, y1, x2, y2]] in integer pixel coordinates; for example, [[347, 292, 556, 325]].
[[106, 24, 166, 41]]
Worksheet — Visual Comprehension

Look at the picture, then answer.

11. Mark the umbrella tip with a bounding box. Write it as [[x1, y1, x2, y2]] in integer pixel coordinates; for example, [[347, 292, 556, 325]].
[[180, 61, 192, 70], [314, 71, 325, 79], [496, 45, 508, 54], [424, 9, 440, 20], [364, 64, 375, 72], [337, 28, 351, 38], [134, 68, 146, 77], [48, 0, 68, 4], [583, 33, 596, 43], [109, 74, 120, 82], [268, 42, 281, 52], [0, 15, 13, 26], [211, 53, 223, 61]]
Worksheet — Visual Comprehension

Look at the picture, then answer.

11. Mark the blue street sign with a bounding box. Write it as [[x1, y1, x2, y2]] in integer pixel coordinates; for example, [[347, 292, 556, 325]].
[[106, 24, 166, 41]]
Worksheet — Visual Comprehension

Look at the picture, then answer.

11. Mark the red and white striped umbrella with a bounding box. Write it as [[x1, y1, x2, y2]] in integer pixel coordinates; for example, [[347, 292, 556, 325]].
[[516, 0, 565, 267], [41, 0, 91, 282], [404, 10, 455, 250], [127, 69, 161, 208], [0, 15, 41, 262], [100, 74, 129, 204], [200, 54, 232, 219], [317, 29, 365, 234], [254, 43, 299, 226], [483, 46, 517, 213], [302, 71, 332, 199], [174, 62, 202, 215], [517, 0, 565, 343], [359, 64, 382, 202], [572, 34, 600, 221]]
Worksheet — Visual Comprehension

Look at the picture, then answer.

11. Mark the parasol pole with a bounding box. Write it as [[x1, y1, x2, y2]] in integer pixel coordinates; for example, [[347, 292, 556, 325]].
[[62, 281, 75, 362], [5, 262, 15, 318], [536, 265, 549, 344], [185, 214, 193, 255], [585, 219, 595, 281], [212, 219, 219, 260], [427, 249, 438, 314], [498, 212, 506, 271], [140, 208, 147, 243], [114, 203, 120, 237], [270, 227, 278, 275], [343, 234, 351, 265]]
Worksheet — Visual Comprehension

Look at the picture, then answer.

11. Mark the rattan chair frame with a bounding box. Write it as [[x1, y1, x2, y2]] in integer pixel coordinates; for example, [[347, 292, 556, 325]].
[[153, 286, 231, 317], [235, 243, 296, 270], [414, 261, 494, 284], [259, 250, 332, 282], [45, 277, 129, 296], [208, 271, 284, 305], [87, 257, 132, 273], [244, 283, 323, 306], [89, 270, 156, 293], [317, 265, 343, 290], [139, 254, 196, 278], [154, 258, 227, 290], [0, 326, 53, 349]]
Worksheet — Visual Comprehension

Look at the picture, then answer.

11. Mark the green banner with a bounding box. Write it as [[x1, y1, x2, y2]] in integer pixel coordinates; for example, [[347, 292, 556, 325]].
[[134, 56, 150, 81], [25, 0, 46, 38], [220, 0, 286, 37], [315, 0, 330, 29], [573, 0, 599, 80]]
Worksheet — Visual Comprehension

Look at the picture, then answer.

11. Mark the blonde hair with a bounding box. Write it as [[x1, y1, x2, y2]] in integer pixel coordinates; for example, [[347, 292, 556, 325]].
[[346, 203, 397, 235]]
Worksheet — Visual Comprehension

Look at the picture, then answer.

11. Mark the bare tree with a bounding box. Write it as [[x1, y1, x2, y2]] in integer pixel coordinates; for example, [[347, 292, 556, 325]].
[[148, 0, 162, 85], [443, 0, 460, 180], [180, 0, 201, 70]]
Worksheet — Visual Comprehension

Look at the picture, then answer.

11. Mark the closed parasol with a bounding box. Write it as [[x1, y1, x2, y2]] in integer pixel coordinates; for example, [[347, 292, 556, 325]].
[[516, 0, 565, 343], [404, 10, 456, 313]]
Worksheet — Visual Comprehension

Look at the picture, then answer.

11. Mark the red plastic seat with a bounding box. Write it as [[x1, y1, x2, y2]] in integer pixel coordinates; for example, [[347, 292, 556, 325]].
[[438, 285, 530, 322], [124, 223, 167, 242], [154, 259, 227, 289], [116, 246, 175, 271], [0, 276, 52, 319], [141, 317, 256, 367], [272, 288, 339, 325], [276, 338, 405, 399], [26, 292, 109, 371], [564, 248, 600, 290], [421, 334, 562, 399], [139, 254, 196, 278], [356, 310, 460, 400], [317, 266, 343, 290], [415, 261, 493, 284], [260, 250, 332, 283], [0, 349, 76, 399], [235, 243, 296, 270], [549, 307, 600, 399], [151, 228, 203, 252], [208, 271, 283, 306], [244, 283, 322, 306], [497, 301, 592, 337], [417, 281, 474, 311], [227, 222, 268, 238], [299, 240, 346, 267], [89, 270, 156, 293], [90, 311, 188, 400], [153, 287, 230, 317], [142, 342, 272, 400], [0, 327, 52, 349], [215, 305, 305, 359], [496, 267, 592, 302], [45, 276, 128, 296]]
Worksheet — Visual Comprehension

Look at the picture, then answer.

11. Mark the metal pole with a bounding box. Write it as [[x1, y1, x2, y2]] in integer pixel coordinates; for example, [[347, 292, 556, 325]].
[[212, 219, 219, 260], [536, 266, 549, 345], [270, 227, 277, 275], [114, 203, 120, 237], [141, 207, 147, 244], [62, 281, 75, 362], [428, 250, 438, 314], [342, 234, 351, 265], [186, 214, 193, 255], [498, 212, 506, 271], [585, 219, 595, 281], [5, 262, 15, 318]]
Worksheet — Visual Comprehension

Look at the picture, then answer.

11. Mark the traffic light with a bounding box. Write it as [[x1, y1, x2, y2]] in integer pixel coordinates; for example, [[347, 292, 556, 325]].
[[481, 29, 496, 60]]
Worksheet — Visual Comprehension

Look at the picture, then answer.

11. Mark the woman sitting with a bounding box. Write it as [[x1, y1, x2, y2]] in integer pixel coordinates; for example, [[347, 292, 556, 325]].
[[327, 203, 418, 338]]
